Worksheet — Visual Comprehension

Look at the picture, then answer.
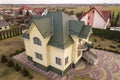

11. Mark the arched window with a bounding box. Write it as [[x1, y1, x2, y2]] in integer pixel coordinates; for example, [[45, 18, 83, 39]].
[[33, 37, 41, 45]]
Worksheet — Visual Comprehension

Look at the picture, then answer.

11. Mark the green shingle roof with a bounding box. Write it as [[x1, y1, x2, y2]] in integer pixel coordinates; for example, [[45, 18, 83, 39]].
[[33, 16, 53, 38], [47, 11, 74, 49], [23, 11, 91, 49], [80, 25, 91, 39], [22, 31, 29, 39], [69, 20, 85, 37]]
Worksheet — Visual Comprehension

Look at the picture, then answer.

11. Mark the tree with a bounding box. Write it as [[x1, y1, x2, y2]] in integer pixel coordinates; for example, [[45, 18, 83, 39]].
[[1, 55, 8, 63], [21, 68, 30, 77], [110, 12, 115, 26], [14, 63, 21, 71], [114, 12, 120, 26], [76, 12, 82, 20], [26, 10, 30, 17], [19, 9, 23, 15], [7, 60, 14, 67]]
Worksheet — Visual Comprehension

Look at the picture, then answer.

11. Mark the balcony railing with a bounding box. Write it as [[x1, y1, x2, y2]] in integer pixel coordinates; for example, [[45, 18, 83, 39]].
[[78, 44, 87, 50]]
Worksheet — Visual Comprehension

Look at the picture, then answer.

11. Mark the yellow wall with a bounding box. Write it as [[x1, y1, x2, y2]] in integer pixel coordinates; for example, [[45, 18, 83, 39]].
[[71, 35, 82, 64], [24, 22, 91, 71], [27, 23, 50, 67], [48, 44, 73, 71]]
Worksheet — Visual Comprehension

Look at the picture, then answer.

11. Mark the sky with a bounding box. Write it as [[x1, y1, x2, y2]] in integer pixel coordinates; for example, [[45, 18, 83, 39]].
[[0, 0, 120, 4]]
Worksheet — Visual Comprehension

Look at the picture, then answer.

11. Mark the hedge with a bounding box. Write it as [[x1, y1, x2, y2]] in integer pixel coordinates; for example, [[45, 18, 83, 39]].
[[0, 28, 22, 40], [92, 28, 120, 42]]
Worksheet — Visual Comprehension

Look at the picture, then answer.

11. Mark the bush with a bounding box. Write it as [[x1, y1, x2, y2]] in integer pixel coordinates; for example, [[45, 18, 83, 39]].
[[109, 45, 116, 49], [117, 44, 120, 48], [28, 75, 33, 79], [1, 55, 8, 63], [93, 28, 120, 42], [101, 38, 105, 41], [7, 60, 14, 67], [98, 45, 101, 47], [14, 64, 21, 71], [21, 68, 30, 77], [93, 38, 97, 42]]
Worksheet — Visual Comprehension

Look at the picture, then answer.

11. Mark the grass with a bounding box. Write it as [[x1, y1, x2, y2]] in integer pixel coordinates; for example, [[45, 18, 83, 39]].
[[0, 36, 24, 57], [89, 35, 120, 52], [0, 63, 49, 80], [64, 6, 120, 17], [0, 36, 49, 80]]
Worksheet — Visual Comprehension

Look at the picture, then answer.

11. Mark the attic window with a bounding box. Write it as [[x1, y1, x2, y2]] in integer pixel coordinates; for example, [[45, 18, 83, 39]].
[[33, 37, 41, 45]]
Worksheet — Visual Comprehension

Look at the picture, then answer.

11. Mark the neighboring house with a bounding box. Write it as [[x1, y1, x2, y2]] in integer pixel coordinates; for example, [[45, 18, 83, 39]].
[[21, 6, 33, 15], [32, 8, 43, 15], [22, 11, 97, 76], [0, 19, 9, 31], [81, 6, 111, 29]]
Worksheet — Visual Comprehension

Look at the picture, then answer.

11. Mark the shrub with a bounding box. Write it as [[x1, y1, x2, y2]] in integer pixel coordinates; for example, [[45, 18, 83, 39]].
[[93, 38, 97, 42], [21, 68, 30, 77], [1, 55, 8, 63], [7, 60, 14, 67], [101, 38, 105, 41], [117, 44, 120, 48], [98, 45, 101, 47], [109, 45, 116, 49], [28, 75, 33, 79], [14, 64, 21, 71]]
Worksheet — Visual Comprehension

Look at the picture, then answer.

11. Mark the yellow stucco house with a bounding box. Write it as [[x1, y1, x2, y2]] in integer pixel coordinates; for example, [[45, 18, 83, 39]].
[[22, 11, 95, 76]]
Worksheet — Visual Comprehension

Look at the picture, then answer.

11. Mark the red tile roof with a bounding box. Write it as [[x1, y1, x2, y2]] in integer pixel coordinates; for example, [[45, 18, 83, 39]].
[[22, 6, 33, 10], [102, 11, 111, 21], [81, 6, 111, 22], [34, 8, 43, 14]]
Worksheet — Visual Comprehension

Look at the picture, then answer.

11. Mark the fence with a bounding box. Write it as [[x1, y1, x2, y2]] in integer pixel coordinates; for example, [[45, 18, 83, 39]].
[[0, 28, 22, 40]]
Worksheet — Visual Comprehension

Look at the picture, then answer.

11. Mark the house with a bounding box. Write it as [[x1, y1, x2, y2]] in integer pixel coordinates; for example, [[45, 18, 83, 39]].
[[22, 11, 97, 76], [0, 15, 9, 31], [81, 6, 111, 29], [21, 6, 33, 15], [32, 8, 43, 15]]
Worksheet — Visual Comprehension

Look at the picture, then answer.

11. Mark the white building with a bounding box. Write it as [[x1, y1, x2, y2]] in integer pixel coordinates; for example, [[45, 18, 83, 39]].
[[81, 6, 111, 29]]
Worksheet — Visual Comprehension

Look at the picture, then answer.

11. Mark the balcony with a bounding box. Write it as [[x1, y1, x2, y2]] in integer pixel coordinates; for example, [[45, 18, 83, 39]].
[[78, 44, 87, 50]]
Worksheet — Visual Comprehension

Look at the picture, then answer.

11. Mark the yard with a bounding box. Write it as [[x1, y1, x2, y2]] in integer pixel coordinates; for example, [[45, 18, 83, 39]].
[[0, 36, 49, 80], [0, 36, 24, 57], [89, 35, 120, 53]]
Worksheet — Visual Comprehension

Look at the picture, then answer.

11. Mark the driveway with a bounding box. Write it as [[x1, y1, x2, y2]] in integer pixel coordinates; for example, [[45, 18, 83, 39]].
[[13, 49, 120, 80]]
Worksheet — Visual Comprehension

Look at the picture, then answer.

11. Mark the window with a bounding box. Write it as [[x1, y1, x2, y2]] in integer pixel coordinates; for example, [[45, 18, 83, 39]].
[[56, 57, 61, 65], [35, 52, 43, 60], [65, 57, 69, 65], [87, 22, 89, 25], [93, 10, 94, 14], [77, 51, 81, 57], [5, 26, 7, 29], [88, 16, 90, 20], [33, 37, 41, 45]]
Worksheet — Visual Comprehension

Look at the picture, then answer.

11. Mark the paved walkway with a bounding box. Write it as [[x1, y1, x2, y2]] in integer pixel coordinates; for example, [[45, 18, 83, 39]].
[[13, 49, 120, 80]]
